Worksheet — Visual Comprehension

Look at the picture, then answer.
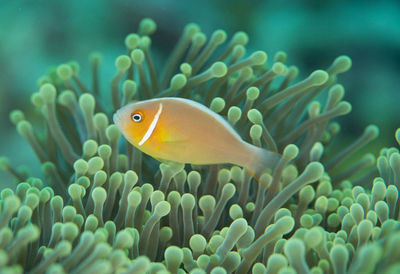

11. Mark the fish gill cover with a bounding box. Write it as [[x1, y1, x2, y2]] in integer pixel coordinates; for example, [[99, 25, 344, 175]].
[[0, 17, 399, 274]]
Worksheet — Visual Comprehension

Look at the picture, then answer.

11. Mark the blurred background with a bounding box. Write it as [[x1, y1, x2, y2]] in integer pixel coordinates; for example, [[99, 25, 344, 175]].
[[1, 0, 399, 188]]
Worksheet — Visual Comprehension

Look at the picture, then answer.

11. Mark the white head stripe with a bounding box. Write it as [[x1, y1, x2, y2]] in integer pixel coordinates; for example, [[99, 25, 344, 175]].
[[138, 103, 163, 146]]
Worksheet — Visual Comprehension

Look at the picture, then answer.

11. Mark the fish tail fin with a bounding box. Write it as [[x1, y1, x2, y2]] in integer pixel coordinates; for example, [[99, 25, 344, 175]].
[[244, 145, 282, 187]]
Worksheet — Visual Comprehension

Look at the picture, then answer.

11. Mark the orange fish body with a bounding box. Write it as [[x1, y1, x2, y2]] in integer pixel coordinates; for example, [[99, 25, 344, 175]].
[[113, 97, 280, 178]]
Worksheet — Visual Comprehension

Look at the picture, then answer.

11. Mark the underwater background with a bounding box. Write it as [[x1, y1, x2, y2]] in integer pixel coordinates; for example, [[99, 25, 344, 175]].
[[1, 0, 399, 188], [1, 1, 400, 273]]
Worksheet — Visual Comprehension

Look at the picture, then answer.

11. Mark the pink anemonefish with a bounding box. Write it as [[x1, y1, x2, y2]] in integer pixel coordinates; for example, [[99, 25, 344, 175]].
[[113, 97, 281, 181]]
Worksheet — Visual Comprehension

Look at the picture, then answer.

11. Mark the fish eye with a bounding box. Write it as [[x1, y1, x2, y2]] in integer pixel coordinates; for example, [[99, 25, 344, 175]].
[[131, 112, 143, 122]]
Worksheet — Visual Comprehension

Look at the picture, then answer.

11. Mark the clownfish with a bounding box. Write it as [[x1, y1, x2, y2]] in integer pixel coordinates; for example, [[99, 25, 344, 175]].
[[113, 97, 281, 180]]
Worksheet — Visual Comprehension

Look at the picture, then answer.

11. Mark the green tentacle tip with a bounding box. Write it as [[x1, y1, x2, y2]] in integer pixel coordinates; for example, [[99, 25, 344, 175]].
[[41, 161, 56, 175], [106, 125, 121, 141], [260, 173, 272, 188], [187, 171, 201, 188], [330, 244, 349, 271], [211, 29, 227, 44], [240, 67, 253, 80], [310, 142, 324, 160], [328, 84, 345, 101], [375, 201, 389, 221], [125, 170, 138, 185], [246, 87, 260, 101], [250, 51, 267, 65], [276, 216, 295, 234], [98, 145, 111, 160], [92, 187, 107, 204], [308, 101, 321, 117], [170, 73, 187, 90], [303, 162, 325, 181], [9, 110, 25, 125], [305, 227, 322, 248], [139, 18, 157, 35], [222, 183, 236, 199], [39, 83, 57, 103], [16, 120, 33, 137], [192, 32, 207, 46], [89, 51, 102, 65], [274, 51, 287, 62], [229, 204, 243, 220], [123, 80, 137, 97], [140, 36, 152, 50], [155, 201, 171, 217], [247, 108, 263, 124], [284, 238, 305, 257], [31, 92, 44, 108], [315, 196, 328, 214], [115, 55, 132, 72], [334, 101, 352, 115], [395, 128, 400, 146], [210, 267, 227, 274], [68, 61, 80, 76], [128, 190, 142, 207], [210, 62, 227, 78], [1, 188, 14, 200], [160, 226, 173, 243], [131, 49, 145, 64], [61, 222, 79, 242], [199, 195, 216, 212], [109, 172, 123, 188], [87, 157, 104, 175], [227, 106, 241, 124], [250, 124, 262, 140], [266, 253, 288, 272], [386, 185, 399, 203], [114, 230, 134, 249], [37, 75, 52, 86], [79, 93, 95, 112], [68, 184, 84, 200], [58, 90, 76, 106], [272, 62, 287, 75], [180, 63, 192, 77], [181, 193, 195, 210], [165, 245, 183, 266], [283, 144, 299, 160], [56, 64, 73, 80], [125, 33, 140, 50], [73, 159, 88, 174], [131, 256, 150, 272], [189, 234, 207, 253], [83, 140, 98, 157], [94, 113, 109, 130], [232, 31, 248, 45], [308, 70, 329, 86], [210, 97, 225, 113], [364, 124, 379, 139], [4, 195, 21, 213], [232, 45, 245, 59], [0, 157, 10, 170], [184, 23, 200, 38], [226, 218, 248, 239], [20, 224, 40, 241], [332, 55, 352, 74], [150, 190, 165, 207], [218, 169, 231, 184], [17, 204, 33, 220]]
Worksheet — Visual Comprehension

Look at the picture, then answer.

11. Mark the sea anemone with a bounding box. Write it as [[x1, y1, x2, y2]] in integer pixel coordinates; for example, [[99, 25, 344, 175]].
[[1, 18, 399, 273]]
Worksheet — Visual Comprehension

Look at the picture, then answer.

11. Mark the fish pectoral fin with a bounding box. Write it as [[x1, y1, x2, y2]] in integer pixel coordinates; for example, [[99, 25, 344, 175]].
[[154, 157, 185, 170], [161, 137, 191, 144], [153, 156, 173, 165]]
